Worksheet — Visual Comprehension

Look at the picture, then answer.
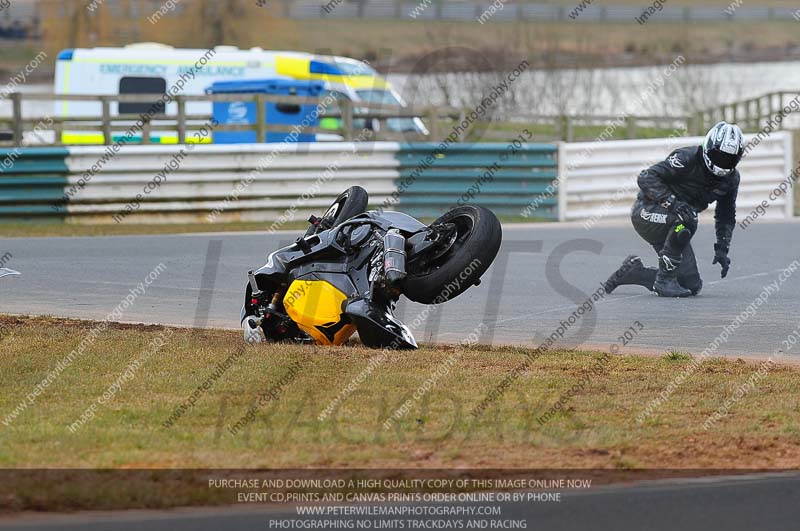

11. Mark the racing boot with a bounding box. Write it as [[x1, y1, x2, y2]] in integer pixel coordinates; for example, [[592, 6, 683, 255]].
[[603, 255, 657, 294], [653, 255, 692, 298]]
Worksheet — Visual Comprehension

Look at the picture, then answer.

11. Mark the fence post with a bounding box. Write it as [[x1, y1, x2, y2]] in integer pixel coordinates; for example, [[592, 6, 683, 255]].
[[101, 96, 112, 145], [10, 92, 22, 146], [557, 142, 567, 222], [756, 97, 763, 130], [427, 107, 439, 141], [340, 98, 354, 141], [560, 115, 573, 142], [256, 95, 266, 142], [177, 96, 187, 144], [785, 131, 796, 218], [141, 118, 152, 145], [456, 110, 466, 141], [54, 120, 63, 145], [625, 116, 637, 139]]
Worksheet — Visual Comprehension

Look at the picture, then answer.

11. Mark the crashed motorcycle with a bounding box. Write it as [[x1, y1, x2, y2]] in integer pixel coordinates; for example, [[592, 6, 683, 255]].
[[241, 186, 502, 349]]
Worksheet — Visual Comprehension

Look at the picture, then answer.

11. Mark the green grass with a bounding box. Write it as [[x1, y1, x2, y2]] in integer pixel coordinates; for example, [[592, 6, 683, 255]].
[[2, 315, 800, 509], [2, 315, 800, 469], [665, 351, 693, 362]]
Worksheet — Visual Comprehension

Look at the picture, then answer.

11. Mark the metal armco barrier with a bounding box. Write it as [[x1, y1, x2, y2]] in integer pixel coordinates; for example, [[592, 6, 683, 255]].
[[60, 143, 402, 223], [0, 142, 559, 223], [560, 133, 795, 223], [391, 143, 559, 218], [0, 147, 71, 218], [0, 136, 793, 224]]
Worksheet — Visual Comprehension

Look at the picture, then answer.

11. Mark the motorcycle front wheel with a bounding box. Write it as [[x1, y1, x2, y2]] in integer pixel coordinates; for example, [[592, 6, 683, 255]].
[[306, 186, 369, 235], [403, 205, 502, 305]]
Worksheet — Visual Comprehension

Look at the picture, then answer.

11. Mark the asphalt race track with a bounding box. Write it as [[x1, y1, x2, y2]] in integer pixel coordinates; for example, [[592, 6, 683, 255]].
[[2, 219, 800, 359], [1, 473, 799, 531]]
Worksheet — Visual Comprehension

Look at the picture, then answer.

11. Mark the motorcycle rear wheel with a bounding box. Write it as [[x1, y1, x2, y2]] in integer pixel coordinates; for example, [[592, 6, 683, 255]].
[[403, 205, 502, 304]]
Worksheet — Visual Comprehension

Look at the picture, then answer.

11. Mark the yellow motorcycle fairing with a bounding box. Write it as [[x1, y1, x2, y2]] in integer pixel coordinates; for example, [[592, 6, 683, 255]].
[[283, 279, 356, 346]]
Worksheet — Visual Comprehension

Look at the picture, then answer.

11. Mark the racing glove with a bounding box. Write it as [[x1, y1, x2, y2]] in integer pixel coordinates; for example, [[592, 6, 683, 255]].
[[660, 194, 697, 222], [712, 243, 731, 278]]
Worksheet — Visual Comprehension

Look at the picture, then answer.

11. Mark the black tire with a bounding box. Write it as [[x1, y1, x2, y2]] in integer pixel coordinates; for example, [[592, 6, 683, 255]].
[[307, 186, 369, 235], [403, 205, 502, 305]]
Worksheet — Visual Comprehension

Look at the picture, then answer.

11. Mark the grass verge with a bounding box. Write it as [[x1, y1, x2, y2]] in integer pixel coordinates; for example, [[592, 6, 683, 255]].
[[1, 315, 798, 509]]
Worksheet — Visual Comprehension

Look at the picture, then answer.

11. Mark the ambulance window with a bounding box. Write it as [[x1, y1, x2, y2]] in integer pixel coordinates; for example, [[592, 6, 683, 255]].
[[119, 77, 167, 115], [320, 90, 348, 115]]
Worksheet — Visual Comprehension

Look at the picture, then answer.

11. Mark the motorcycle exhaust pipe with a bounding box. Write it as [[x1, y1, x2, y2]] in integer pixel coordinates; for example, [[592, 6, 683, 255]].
[[383, 229, 407, 285]]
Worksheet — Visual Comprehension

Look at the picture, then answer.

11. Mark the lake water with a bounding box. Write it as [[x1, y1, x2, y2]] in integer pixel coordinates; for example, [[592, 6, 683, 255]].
[[388, 59, 800, 121]]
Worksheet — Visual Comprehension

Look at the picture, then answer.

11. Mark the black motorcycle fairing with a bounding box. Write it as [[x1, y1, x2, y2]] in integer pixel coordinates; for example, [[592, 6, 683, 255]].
[[344, 298, 418, 350], [242, 224, 382, 324], [251, 230, 346, 282], [362, 211, 427, 234]]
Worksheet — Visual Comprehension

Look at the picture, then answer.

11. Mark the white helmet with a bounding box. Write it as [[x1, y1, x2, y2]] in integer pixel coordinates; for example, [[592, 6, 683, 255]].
[[702, 121, 744, 177]]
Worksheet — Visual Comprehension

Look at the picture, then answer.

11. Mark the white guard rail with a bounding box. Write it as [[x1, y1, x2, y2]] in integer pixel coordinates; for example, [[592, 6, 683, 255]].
[[64, 142, 403, 222], [560, 132, 795, 223]]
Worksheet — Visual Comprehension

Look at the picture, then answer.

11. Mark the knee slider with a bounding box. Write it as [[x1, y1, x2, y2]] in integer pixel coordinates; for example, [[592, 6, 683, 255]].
[[673, 222, 693, 246]]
